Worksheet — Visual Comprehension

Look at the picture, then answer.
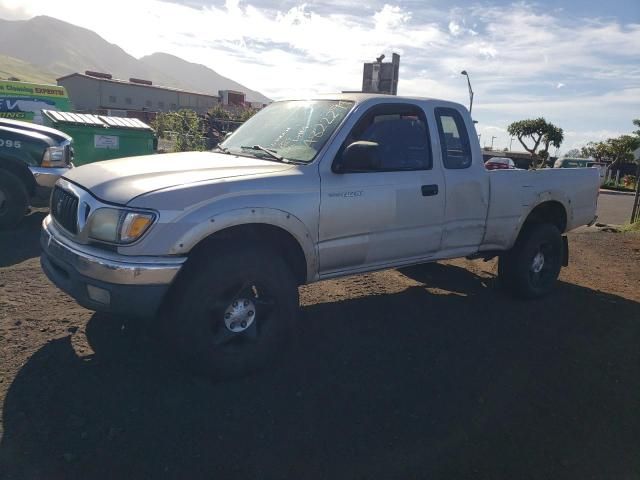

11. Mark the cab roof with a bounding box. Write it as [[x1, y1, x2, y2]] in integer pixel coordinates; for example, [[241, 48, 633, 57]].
[[277, 93, 468, 112]]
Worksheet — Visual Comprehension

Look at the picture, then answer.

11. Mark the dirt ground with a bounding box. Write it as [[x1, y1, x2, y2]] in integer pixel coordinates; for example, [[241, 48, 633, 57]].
[[1, 212, 639, 480]]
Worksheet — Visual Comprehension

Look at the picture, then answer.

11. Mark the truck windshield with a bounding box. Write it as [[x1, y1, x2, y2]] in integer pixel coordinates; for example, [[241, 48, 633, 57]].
[[221, 100, 354, 163]]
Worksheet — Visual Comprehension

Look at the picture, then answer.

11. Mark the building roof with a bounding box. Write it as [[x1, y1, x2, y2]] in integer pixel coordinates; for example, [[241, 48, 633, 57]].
[[56, 72, 219, 99]]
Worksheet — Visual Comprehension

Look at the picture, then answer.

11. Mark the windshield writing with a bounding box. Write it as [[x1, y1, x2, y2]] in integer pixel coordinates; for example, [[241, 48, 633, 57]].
[[222, 100, 354, 162]]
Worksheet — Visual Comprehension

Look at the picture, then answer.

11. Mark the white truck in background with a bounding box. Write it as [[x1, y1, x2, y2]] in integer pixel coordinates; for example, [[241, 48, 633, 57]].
[[41, 94, 600, 378]]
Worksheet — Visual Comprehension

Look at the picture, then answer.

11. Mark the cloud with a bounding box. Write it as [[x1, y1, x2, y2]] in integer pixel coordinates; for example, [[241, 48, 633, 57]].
[[0, 0, 30, 19], [374, 4, 411, 31], [1, 0, 639, 154]]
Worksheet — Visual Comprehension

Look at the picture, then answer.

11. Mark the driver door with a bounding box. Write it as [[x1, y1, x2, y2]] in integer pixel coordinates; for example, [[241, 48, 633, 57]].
[[318, 103, 445, 276]]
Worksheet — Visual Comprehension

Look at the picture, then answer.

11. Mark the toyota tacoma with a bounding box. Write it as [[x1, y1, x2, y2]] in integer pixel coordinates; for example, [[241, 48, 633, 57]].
[[40, 94, 599, 377]]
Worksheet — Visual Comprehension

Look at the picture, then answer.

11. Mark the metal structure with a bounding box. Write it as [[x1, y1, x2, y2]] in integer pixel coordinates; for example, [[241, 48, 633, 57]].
[[631, 147, 640, 224], [362, 53, 400, 95], [461, 70, 474, 114]]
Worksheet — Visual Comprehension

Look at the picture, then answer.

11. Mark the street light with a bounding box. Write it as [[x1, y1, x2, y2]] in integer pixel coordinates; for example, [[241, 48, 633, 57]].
[[461, 70, 474, 114], [490, 135, 496, 150]]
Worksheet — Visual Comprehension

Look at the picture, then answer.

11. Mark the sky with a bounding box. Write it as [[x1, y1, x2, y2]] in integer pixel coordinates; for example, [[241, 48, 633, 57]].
[[1, 0, 639, 154]]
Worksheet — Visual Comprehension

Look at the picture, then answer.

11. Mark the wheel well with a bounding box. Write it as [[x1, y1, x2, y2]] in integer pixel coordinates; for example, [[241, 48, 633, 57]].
[[188, 223, 308, 285], [0, 158, 36, 196], [522, 201, 567, 233]]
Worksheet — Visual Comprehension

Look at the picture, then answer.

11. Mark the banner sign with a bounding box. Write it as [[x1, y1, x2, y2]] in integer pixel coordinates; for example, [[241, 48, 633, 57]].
[[0, 80, 72, 123]]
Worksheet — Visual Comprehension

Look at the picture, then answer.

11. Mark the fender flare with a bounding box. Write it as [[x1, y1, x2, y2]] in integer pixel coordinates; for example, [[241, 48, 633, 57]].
[[509, 190, 571, 247], [168, 207, 318, 282]]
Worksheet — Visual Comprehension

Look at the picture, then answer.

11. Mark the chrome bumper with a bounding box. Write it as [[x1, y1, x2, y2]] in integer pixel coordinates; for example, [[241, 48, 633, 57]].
[[41, 216, 185, 286], [29, 166, 72, 189]]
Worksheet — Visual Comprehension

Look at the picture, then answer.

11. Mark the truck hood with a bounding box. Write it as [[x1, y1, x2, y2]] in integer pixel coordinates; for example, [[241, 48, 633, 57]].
[[0, 118, 72, 143], [63, 151, 294, 205]]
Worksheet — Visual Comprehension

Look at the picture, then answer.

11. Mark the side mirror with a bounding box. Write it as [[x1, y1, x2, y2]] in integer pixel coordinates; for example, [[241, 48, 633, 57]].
[[335, 141, 380, 173]]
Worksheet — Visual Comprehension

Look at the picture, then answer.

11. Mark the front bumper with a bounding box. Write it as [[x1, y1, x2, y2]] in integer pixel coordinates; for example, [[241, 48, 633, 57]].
[[40, 216, 186, 317]]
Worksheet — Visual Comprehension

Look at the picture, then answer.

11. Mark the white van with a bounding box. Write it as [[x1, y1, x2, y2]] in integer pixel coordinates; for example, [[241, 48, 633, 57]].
[[554, 158, 607, 185]]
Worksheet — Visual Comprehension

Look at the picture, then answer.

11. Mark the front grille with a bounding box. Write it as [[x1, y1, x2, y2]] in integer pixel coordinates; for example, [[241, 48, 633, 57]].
[[51, 186, 79, 234]]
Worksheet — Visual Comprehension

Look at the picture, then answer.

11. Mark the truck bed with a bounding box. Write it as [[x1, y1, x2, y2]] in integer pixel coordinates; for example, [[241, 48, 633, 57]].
[[481, 167, 600, 251]]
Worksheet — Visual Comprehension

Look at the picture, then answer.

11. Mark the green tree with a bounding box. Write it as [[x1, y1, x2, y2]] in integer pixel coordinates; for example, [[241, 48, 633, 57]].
[[580, 141, 609, 162], [207, 105, 258, 122], [581, 135, 640, 169], [507, 117, 564, 168], [152, 109, 206, 152], [207, 105, 232, 120], [563, 148, 582, 158], [236, 107, 258, 122]]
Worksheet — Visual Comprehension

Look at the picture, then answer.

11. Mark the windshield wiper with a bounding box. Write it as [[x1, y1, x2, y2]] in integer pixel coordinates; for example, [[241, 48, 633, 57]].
[[214, 145, 230, 154], [238, 145, 306, 165], [240, 145, 284, 162]]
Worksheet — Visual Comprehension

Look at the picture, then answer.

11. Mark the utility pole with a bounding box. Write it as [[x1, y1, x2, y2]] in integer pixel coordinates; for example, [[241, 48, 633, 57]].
[[509, 137, 514, 151], [490, 136, 497, 150], [631, 147, 640, 223], [461, 70, 474, 114]]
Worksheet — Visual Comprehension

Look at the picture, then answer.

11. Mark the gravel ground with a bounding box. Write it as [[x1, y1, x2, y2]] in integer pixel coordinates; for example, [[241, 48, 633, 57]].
[[1, 212, 639, 480]]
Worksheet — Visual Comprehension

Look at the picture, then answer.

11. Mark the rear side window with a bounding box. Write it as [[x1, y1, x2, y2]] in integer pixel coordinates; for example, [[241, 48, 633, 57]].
[[435, 108, 472, 169]]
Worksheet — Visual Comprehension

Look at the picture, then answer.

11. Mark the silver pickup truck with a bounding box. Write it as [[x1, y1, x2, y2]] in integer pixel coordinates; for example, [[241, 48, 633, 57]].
[[41, 94, 599, 377]]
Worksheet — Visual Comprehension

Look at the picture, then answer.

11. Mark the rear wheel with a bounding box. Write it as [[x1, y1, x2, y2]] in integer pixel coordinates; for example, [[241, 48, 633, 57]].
[[162, 244, 299, 379], [0, 170, 29, 230], [499, 223, 563, 299]]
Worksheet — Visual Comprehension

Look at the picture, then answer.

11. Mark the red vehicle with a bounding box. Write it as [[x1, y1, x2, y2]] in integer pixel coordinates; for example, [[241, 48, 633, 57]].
[[485, 157, 516, 170]]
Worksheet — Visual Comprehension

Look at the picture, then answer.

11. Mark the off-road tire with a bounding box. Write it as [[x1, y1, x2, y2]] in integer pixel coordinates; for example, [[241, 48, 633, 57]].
[[162, 244, 299, 379], [499, 223, 563, 299], [0, 170, 29, 230]]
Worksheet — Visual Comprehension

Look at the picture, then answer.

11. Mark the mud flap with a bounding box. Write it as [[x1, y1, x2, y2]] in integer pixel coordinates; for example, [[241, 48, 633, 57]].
[[562, 235, 569, 267]]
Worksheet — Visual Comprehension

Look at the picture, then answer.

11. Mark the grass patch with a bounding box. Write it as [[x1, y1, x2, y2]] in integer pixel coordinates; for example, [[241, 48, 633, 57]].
[[601, 185, 635, 193], [620, 221, 640, 233], [0, 54, 57, 84]]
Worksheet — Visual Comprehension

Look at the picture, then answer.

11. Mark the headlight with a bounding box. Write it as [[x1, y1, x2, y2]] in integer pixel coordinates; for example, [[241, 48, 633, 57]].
[[42, 146, 67, 167], [88, 208, 155, 244]]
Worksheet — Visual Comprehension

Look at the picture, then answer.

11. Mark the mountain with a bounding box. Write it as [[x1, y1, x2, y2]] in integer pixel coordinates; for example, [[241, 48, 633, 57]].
[[0, 16, 270, 103], [139, 53, 270, 105], [0, 54, 57, 84]]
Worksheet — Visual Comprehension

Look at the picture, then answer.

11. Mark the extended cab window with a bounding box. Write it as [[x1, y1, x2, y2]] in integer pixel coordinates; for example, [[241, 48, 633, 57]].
[[335, 104, 432, 172], [435, 108, 472, 169]]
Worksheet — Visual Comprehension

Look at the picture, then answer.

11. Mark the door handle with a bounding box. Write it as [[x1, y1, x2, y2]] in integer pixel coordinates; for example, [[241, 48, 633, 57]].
[[421, 184, 439, 196]]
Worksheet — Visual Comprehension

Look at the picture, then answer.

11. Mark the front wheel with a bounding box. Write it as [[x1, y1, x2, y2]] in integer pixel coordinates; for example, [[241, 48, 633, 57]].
[[499, 223, 563, 299], [162, 245, 299, 379]]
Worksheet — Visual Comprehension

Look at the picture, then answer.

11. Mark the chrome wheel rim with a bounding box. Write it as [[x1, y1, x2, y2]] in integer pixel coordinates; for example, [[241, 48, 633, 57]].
[[209, 282, 275, 348], [223, 297, 256, 333], [528, 242, 559, 288], [531, 251, 545, 273]]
